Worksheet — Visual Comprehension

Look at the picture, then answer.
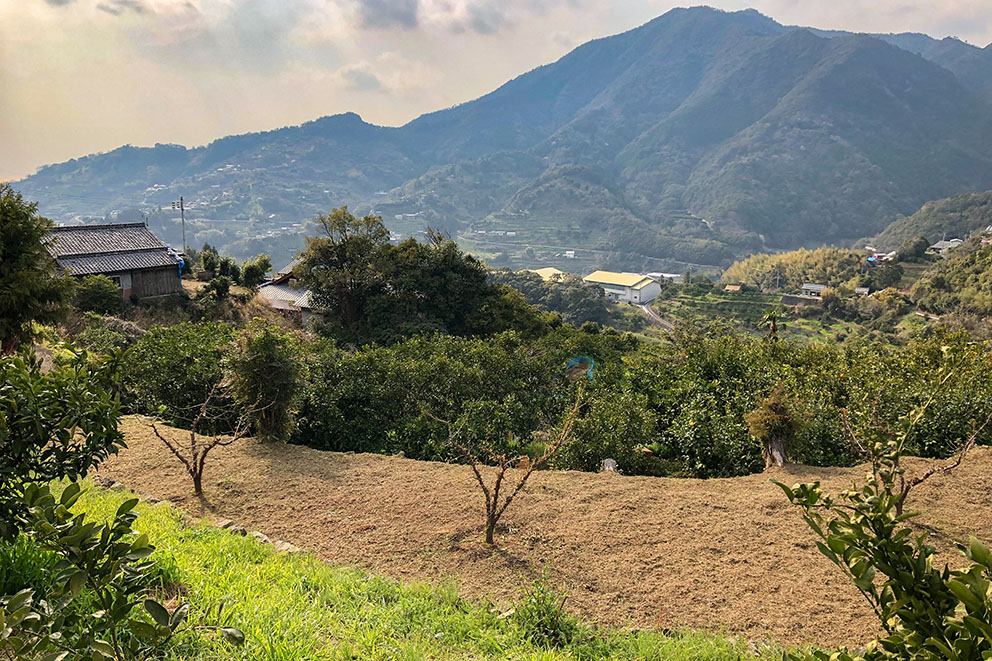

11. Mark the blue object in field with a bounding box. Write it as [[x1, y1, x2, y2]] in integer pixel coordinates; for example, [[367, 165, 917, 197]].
[[566, 356, 595, 379]]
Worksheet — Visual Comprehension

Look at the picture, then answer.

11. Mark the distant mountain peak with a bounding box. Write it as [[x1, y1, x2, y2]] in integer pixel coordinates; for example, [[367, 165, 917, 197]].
[[14, 8, 992, 272]]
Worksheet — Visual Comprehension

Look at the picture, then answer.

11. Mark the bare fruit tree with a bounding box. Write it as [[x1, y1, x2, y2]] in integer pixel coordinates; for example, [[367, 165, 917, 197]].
[[147, 384, 259, 497], [430, 393, 583, 545]]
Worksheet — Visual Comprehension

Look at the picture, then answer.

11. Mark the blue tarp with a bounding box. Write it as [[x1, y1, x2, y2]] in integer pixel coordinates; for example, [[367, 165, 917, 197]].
[[565, 356, 595, 380]]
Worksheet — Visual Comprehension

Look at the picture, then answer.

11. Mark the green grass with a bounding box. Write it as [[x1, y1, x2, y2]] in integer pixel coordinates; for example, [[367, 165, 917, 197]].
[[59, 481, 771, 660]]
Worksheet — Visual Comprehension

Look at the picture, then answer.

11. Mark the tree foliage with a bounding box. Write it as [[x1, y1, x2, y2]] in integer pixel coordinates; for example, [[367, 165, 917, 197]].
[[121, 322, 235, 430], [0, 184, 75, 353], [297, 208, 551, 344], [240, 254, 272, 290], [722, 246, 865, 291], [0, 350, 124, 538], [912, 241, 992, 316], [489, 269, 609, 326]]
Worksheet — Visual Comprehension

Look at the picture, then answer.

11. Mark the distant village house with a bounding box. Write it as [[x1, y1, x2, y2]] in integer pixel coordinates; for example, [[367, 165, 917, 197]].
[[927, 239, 963, 256], [46, 223, 182, 299], [527, 267, 567, 282], [257, 260, 318, 324], [799, 283, 827, 298], [582, 270, 661, 304]]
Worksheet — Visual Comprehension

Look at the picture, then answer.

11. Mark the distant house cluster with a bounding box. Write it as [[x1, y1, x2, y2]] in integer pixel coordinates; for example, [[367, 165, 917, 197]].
[[45, 223, 183, 299]]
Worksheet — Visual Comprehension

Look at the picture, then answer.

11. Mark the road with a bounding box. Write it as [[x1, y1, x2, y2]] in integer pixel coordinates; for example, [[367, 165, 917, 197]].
[[638, 304, 674, 331]]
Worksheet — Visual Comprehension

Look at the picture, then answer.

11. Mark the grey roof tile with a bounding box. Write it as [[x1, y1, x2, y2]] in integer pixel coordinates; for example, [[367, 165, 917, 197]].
[[46, 222, 179, 276]]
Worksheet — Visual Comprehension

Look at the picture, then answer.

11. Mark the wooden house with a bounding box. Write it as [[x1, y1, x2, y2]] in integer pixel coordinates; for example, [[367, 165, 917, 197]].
[[46, 223, 182, 299]]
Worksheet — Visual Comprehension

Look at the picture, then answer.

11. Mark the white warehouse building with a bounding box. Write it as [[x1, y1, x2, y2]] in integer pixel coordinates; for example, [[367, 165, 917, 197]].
[[583, 270, 661, 304]]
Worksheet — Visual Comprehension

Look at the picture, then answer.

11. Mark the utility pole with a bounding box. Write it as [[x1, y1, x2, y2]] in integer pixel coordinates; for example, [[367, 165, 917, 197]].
[[171, 196, 186, 254]]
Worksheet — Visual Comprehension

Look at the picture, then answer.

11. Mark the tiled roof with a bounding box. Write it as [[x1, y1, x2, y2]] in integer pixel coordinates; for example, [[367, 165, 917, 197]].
[[46, 223, 179, 276], [48, 223, 169, 257], [258, 282, 310, 306], [57, 249, 180, 275]]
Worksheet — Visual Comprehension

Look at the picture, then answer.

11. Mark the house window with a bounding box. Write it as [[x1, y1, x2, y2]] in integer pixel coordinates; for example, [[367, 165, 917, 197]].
[[110, 276, 122, 288]]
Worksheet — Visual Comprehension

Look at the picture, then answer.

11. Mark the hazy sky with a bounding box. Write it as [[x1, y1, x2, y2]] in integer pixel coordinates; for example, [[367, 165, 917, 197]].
[[2, 0, 991, 182]]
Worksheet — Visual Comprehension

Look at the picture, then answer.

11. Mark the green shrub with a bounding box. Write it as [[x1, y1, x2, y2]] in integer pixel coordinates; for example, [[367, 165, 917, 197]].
[[75, 274, 125, 315], [121, 321, 235, 430], [294, 333, 558, 459], [554, 389, 656, 473], [0, 483, 243, 660], [240, 254, 272, 290], [779, 379, 992, 660]]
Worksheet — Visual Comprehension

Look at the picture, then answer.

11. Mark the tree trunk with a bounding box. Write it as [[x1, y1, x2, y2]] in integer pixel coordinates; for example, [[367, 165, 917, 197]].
[[193, 472, 203, 496], [1, 336, 16, 356], [763, 436, 787, 469], [485, 516, 496, 545]]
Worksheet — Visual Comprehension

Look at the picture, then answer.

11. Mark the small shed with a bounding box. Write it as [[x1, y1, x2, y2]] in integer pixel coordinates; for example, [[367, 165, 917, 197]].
[[723, 284, 742, 293], [46, 223, 182, 299]]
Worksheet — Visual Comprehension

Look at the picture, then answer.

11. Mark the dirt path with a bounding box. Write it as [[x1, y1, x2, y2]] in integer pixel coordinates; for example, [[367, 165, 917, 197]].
[[101, 416, 992, 648]]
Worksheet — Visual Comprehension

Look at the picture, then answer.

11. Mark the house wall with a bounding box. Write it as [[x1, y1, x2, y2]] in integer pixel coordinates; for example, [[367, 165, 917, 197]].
[[632, 281, 661, 304], [130, 266, 182, 298]]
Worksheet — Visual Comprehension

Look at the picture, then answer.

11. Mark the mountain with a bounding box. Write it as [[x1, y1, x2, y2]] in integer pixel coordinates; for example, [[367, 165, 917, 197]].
[[870, 190, 992, 251], [13, 6, 992, 270]]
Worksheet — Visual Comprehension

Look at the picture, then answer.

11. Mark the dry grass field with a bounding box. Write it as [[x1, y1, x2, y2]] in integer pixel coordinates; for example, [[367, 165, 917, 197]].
[[99, 415, 992, 648]]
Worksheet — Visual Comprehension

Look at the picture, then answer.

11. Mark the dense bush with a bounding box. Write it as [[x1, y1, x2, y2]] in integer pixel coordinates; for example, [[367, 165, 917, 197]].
[[74, 274, 125, 315], [294, 327, 639, 461], [227, 319, 302, 443], [554, 389, 656, 474], [294, 333, 559, 459], [287, 318, 992, 478], [121, 321, 235, 429]]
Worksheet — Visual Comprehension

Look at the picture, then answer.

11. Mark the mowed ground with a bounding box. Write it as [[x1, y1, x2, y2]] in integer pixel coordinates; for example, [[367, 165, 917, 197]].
[[100, 416, 992, 648]]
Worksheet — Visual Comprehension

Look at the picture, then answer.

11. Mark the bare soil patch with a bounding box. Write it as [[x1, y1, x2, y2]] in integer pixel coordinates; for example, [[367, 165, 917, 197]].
[[100, 416, 992, 648]]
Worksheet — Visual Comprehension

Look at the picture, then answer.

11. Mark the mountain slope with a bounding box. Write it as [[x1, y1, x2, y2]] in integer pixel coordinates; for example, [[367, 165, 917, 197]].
[[13, 6, 992, 269], [871, 190, 992, 250]]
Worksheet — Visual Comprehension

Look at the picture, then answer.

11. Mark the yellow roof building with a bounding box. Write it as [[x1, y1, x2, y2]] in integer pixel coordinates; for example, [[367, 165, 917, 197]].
[[583, 270, 656, 290], [528, 267, 568, 282]]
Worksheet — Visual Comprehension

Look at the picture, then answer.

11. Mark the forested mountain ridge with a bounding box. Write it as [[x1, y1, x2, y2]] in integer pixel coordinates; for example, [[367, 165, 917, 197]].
[[870, 190, 992, 251], [14, 6, 992, 269]]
